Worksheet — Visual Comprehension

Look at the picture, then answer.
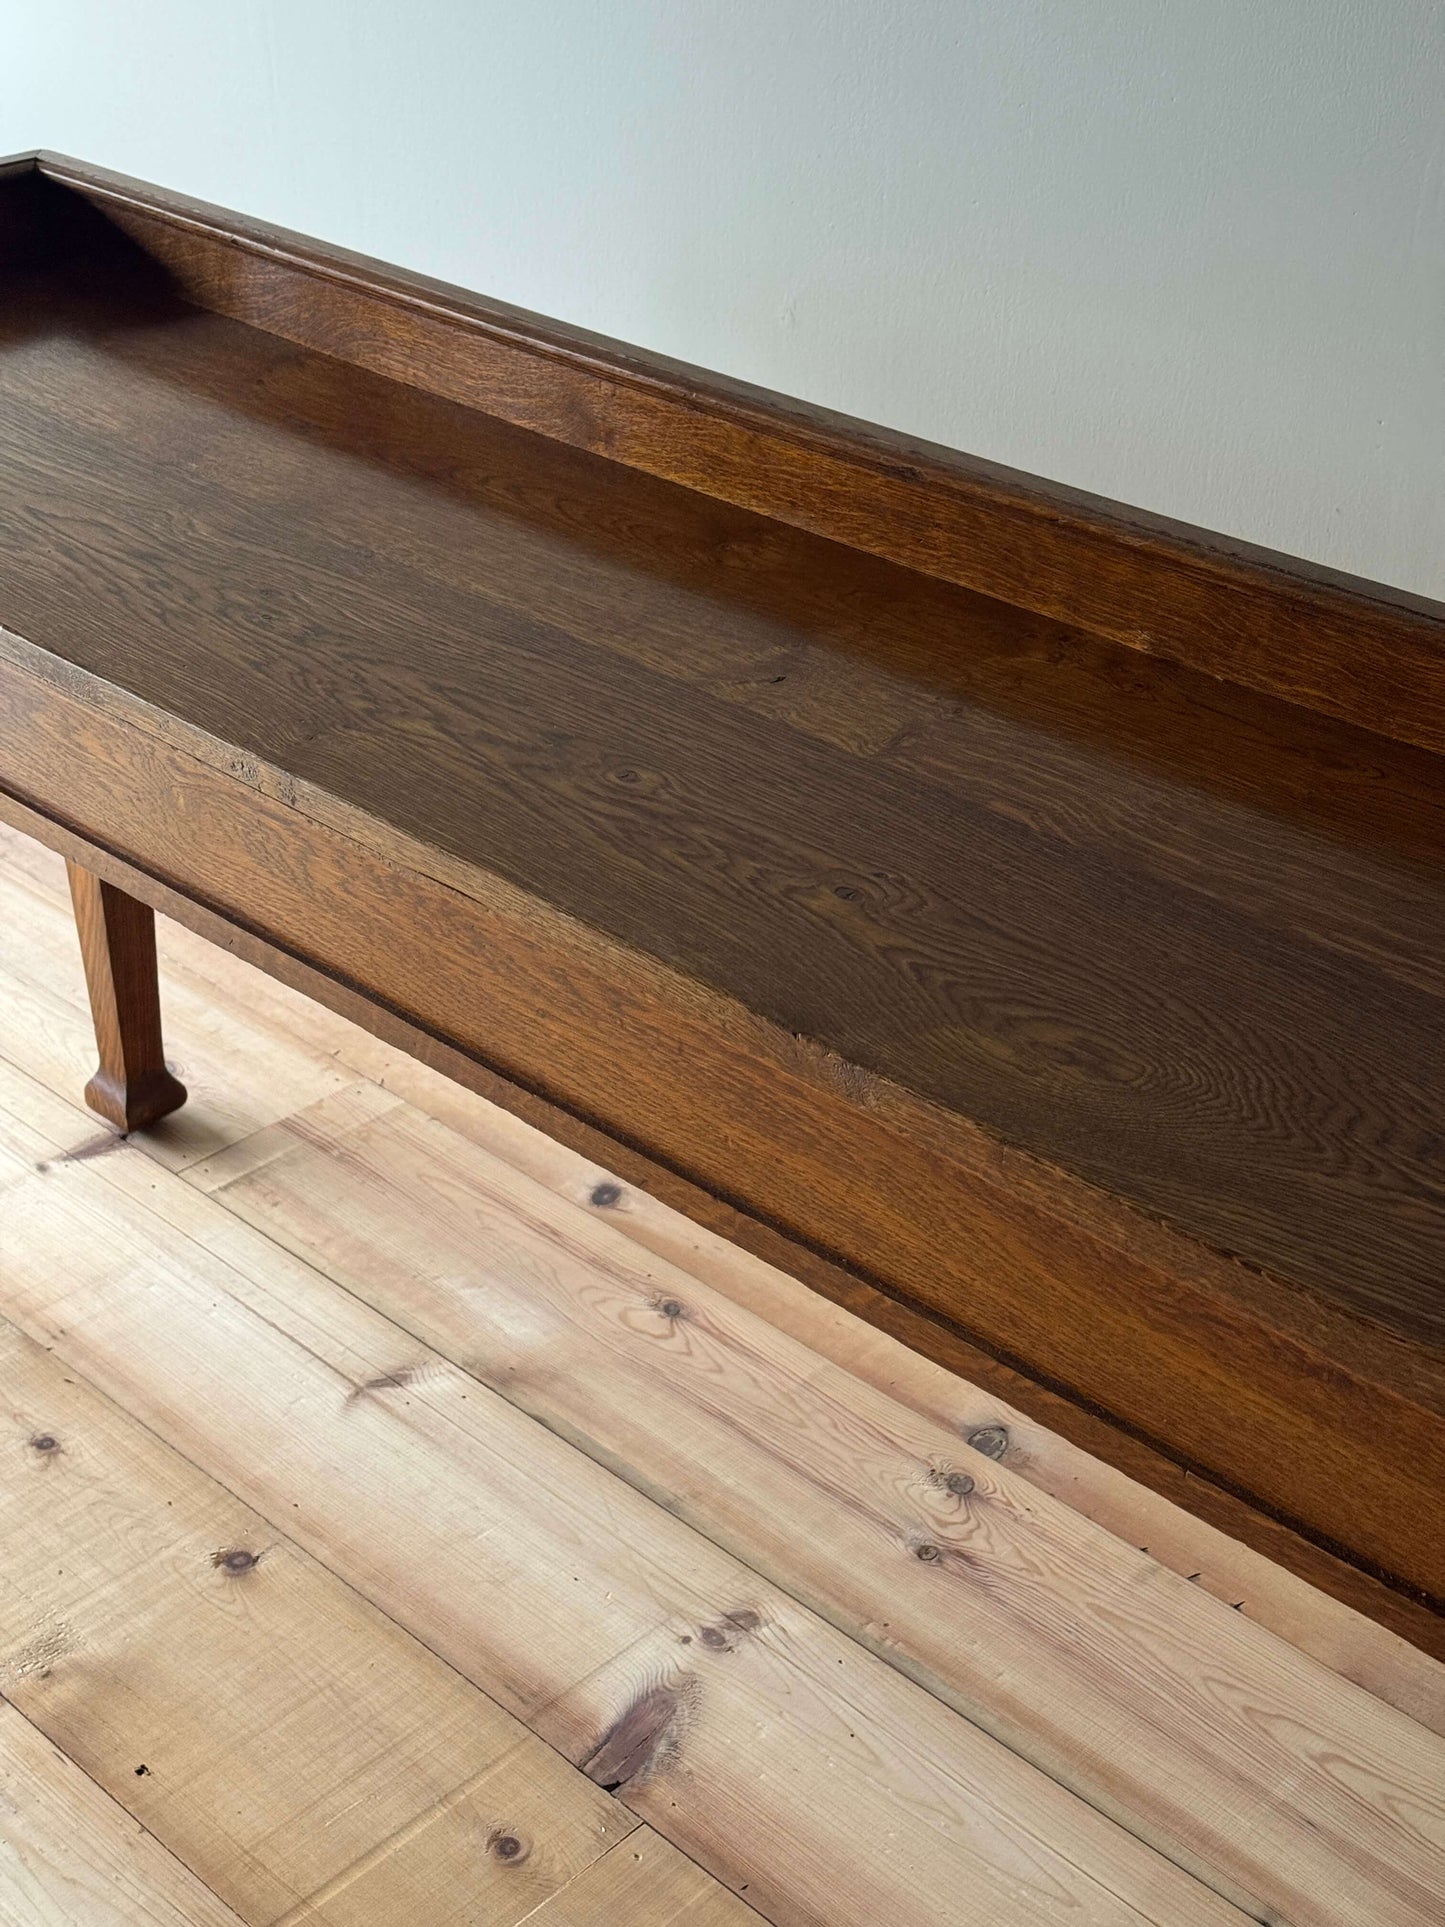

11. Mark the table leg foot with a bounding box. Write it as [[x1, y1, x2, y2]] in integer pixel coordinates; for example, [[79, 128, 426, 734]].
[[66, 861, 188, 1132]]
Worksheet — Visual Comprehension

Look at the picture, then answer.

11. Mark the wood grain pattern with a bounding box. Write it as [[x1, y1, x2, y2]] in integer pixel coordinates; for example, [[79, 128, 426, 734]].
[[319, 1034, 1443, 1705], [2, 649, 1440, 1604], [64, 862, 187, 1131], [0, 1317, 631, 1926], [27, 150, 1445, 755], [535, 1612, 1249, 1927], [0, 1066, 1254, 1927], [174, 1082, 1445, 1926], [1, 164, 1443, 1607], [1, 278, 1441, 1350], [519, 1830, 764, 1926], [16, 285, 1444, 1006], [0, 1701, 247, 1927], [4, 845, 1443, 1922], [8, 818, 1440, 1689]]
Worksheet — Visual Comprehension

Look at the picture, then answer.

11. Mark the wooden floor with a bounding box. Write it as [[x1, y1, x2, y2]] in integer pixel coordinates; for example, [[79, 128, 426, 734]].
[[1, 817, 1442, 1927]]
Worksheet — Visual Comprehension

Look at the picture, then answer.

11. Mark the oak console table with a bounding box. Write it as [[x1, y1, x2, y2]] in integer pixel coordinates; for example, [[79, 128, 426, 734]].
[[2, 153, 1442, 1617]]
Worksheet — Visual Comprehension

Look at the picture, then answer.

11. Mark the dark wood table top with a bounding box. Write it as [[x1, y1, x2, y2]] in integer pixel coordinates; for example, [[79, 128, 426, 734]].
[[4, 261, 1443, 1354]]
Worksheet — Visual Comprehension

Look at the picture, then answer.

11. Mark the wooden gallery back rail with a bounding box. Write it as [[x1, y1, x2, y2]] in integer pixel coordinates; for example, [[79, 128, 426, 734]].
[[2, 152, 1442, 1621]]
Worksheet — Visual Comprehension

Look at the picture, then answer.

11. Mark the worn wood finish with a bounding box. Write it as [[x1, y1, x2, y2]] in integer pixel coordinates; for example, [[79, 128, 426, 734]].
[[0, 1702, 248, 1927], [2, 650, 1441, 1606], [0, 1075, 1251, 1927], [181, 1079, 1445, 1733], [173, 1086, 1445, 1925], [64, 861, 187, 1132], [1, 158, 1443, 1603], [3, 864, 1443, 1923], [0, 1318, 632, 1926], [520, 1831, 764, 1925], [7, 817, 1440, 1673], [26, 150, 1445, 755]]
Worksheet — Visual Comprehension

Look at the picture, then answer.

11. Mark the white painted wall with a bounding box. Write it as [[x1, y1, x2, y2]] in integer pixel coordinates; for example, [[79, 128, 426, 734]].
[[6, 2, 1442, 594]]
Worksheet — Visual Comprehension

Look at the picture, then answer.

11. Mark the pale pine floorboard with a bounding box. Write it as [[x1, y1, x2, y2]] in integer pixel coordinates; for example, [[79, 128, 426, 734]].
[[0, 821, 1442, 1927]]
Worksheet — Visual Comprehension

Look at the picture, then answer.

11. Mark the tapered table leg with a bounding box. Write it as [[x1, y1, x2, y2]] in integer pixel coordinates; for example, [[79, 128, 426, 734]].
[[65, 861, 188, 1132]]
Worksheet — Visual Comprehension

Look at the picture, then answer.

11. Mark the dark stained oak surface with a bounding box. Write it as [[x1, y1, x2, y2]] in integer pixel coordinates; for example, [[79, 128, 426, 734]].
[[41, 151, 1445, 759], [2, 262, 1443, 1358]]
